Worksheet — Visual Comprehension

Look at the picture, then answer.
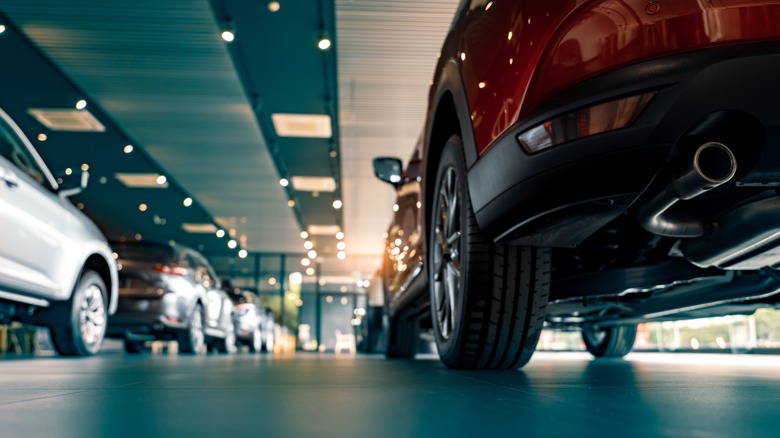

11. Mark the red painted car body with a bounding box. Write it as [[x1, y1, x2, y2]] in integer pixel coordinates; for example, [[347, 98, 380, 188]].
[[457, 0, 780, 155], [376, 0, 780, 367]]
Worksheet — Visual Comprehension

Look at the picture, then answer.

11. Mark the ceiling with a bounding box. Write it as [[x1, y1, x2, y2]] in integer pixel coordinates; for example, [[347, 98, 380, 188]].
[[0, 0, 458, 283]]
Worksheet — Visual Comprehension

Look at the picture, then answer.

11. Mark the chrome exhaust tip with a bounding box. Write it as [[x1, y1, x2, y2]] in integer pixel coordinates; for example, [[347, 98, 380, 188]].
[[637, 142, 737, 238]]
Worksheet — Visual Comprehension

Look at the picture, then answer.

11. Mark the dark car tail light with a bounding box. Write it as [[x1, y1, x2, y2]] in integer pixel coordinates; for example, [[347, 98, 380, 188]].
[[517, 92, 656, 154], [154, 264, 188, 276]]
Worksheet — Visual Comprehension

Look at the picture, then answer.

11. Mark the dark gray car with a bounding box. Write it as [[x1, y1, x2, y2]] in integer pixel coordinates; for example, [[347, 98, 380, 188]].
[[107, 241, 234, 354], [0, 107, 118, 356]]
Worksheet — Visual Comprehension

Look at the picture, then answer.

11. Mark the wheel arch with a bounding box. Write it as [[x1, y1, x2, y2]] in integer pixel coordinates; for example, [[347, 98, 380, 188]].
[[424, 60, 479, 252], [82, 253, 117, 314]]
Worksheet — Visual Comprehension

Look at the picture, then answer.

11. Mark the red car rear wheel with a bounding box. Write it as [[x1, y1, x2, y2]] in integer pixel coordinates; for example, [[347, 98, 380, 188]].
[[429, 135, 551, 369]]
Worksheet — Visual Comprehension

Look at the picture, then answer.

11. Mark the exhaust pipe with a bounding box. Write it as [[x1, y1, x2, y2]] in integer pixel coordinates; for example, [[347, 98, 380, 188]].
[[637, 142, 737, 238]]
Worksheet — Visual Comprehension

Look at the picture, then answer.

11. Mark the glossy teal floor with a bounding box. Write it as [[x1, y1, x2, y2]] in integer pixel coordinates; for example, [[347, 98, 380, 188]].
[[1, 348, 779, 438]]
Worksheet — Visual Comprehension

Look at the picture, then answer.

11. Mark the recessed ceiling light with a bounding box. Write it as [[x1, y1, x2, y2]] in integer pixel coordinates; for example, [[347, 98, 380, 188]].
[[37, 133, 47, 141], [279, 178, 289, 187], [300, 231, 309, 239], [271, 113, 332, 138], [332, 199, 342, 209], [228, 239, 237, 249], [183, 197, 193, 207], [268, 1, 280, 12], [216, 229, 226, 238], [306, 267, 315, 276], [182, 223, 218, 233], [138, 203, 148, 212], [308, 250, 317, 259], [317, 37, 331, 50], [238, 249, 248, 259], [301, 258, 311, 267], [336, 231, 344, 240], [65, 168, 72, 175], [75, 99, 87, 110], [393, 203, 399, 212], [337, 241, 346, 250], [221, 30, 235, 42], [115, 173, 169, 188], [329, 150, 337, 158], [288, 200, 296, 207], [308, 225, 341, 235], [135, 233, 142, 241], [124, 144, 134, 153], [0, 25, 6, 34], [304, 241, 313, 250], [156, 175, 167, 185], [28, 108, 105, 132], [291, 176, 336, 192], [81, 163, 89, 171]]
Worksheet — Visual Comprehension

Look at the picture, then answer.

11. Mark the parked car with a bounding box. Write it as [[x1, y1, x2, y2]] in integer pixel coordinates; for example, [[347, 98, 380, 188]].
[[262, 308, 276, 352], [373, 0, 780, 369], [227, 289, 265, 352], [0, 107, 118, 356], [107, 241, 234, 354]]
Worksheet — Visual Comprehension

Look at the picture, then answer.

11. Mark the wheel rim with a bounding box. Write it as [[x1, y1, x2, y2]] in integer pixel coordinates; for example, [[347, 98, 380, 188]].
[[190, 309, 204, 353], [79, 284, 106, 347], [432, 166, 462, 341], [225, 323, 235, 352], [584, 328, 608, 347], [254, 329, 262, 351]]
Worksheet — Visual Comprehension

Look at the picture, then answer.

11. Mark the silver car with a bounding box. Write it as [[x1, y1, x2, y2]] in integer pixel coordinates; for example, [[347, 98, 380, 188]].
[[0, 107, 118, 356], [108, 241, 235, 354]]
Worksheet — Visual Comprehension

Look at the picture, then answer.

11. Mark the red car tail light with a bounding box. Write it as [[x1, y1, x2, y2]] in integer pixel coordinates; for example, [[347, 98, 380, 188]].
[[154, 264, 188, 276], [517, 92, 656, 154], [235, 303, 254, 315]]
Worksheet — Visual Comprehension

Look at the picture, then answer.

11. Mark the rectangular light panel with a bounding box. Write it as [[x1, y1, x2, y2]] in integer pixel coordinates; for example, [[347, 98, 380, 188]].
[[182, 223, 218, 233], [271, 113, 332, 138], [308, 225, 342, 235], [28, 108, 106, 132], [115, 173, 169, 188], [291, 176, 337, 192]]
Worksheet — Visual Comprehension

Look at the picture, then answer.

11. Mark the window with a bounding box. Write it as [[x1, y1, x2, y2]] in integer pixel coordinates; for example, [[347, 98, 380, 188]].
[[0, 119, 46, 185]]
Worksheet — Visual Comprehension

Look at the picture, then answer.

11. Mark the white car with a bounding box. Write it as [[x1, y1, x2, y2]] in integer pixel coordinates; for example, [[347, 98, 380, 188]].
[[0, 107, 118, 356]]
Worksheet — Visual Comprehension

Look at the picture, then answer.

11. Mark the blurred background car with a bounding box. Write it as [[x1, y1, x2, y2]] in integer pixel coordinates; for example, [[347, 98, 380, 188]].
[[0, 107, 117, 357], [227, 289, 264, 353], [106, 241, 234, 354], [262, 308, 276, 352]]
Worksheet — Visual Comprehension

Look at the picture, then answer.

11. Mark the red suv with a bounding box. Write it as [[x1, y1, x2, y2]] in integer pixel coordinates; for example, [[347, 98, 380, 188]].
[[374, 0, 780, 369]]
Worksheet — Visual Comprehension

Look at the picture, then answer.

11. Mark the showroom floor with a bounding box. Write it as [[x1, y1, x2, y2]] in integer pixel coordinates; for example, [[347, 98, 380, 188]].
[[1, 347, 779, 438]]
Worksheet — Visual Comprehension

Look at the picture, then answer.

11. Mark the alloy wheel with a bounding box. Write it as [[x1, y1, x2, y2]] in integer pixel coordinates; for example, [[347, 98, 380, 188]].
[[432, 166, 462, 340], [583, 328, 608, 347], [78, 284, 106, 347], [189, 309, 205, 353]]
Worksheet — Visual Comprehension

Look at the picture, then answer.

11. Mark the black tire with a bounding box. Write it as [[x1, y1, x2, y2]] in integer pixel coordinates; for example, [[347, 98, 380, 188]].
[[582, 325, 637, 358], [177, 303, 205, 354], [124, 340, 145, 354], [50, 271, 108, 357], [429, 135, 551, 369], [384, 309, 418, 359]]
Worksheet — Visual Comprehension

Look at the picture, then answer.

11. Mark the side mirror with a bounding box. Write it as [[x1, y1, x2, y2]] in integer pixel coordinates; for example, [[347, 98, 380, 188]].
[[58, 170, 89, 199], [373, 157, 403, 187]]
